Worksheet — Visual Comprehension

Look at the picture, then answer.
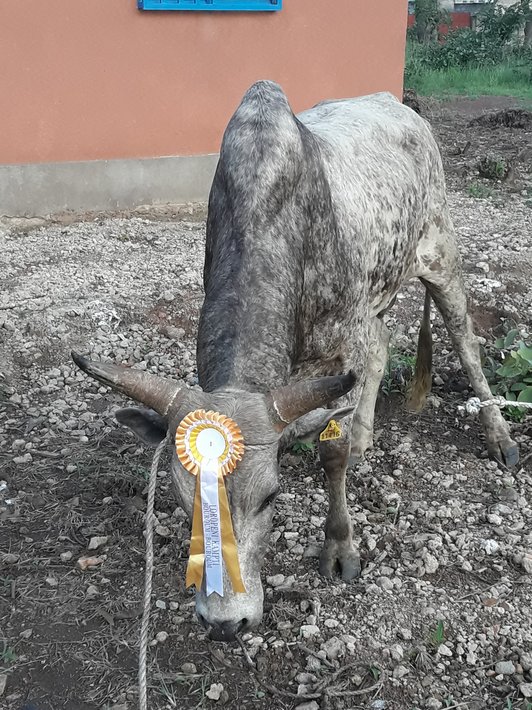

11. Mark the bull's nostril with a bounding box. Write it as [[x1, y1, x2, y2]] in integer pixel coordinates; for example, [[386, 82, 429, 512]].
[[240, 618, 249, 631]]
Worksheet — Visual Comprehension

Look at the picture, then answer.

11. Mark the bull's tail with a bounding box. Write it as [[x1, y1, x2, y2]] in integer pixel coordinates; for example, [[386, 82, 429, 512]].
[[406, 288, 433, 412]]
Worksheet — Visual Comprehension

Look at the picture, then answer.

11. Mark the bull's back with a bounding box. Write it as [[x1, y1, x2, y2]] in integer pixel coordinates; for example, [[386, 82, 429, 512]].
[[298, 92, 447, 312]]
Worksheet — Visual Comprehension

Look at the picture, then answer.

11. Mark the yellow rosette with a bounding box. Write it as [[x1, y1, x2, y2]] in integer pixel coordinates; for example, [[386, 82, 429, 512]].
[[175, 410, 245, 596]]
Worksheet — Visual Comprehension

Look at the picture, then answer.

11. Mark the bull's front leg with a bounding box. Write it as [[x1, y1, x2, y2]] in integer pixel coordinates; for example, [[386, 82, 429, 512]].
[[318, 431, 360, 581]]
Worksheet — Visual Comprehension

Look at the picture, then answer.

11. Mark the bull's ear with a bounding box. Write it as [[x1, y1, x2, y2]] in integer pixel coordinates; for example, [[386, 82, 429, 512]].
[[280, 406, 356, 450], [115, 407, 168, 446]]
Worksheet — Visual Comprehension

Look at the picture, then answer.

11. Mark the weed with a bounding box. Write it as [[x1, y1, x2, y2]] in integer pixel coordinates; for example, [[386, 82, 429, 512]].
[[290, 441, 315, 456], [1, 645, 17, 665], [467, 181, 493, 199], [135, 465, 151, 480], [478, 155, 509, 180], [482, 329, 532, 422], [404, 41, 532, 102], [429, 620, 445, 647], [382, 347, 416, 396], [369, 664, 382, 681]]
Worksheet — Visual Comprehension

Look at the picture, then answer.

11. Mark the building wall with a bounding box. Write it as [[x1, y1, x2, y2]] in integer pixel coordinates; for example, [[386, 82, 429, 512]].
[[1, 0, 407, 166], [407, 11, 472, 32]]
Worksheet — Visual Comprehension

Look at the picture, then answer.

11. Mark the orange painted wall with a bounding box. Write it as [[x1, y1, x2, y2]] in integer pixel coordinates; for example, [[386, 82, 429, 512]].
[[1, 0, 407, 165]]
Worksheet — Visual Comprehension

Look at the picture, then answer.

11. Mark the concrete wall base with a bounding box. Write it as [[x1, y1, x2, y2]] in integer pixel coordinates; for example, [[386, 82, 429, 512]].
[[0, 153, 219, 217]]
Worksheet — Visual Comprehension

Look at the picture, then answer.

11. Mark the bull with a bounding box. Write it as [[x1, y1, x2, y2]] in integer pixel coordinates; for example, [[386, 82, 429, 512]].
[[73, 81, 518, 642]]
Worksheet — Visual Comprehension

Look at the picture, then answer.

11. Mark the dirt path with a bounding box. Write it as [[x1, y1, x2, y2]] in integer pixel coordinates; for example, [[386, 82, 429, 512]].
[[1, 98, 531, 710]]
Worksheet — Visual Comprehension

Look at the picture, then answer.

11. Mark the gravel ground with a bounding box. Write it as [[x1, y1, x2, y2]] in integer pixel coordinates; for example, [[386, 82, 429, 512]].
[[0, 98, 531, 710]]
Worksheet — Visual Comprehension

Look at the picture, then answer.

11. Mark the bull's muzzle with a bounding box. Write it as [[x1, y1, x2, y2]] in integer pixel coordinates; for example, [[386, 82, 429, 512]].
[[197, 613, 249, 642]]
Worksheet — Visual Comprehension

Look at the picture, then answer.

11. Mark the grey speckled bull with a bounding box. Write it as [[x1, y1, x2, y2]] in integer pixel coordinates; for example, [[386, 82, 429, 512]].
[[73, 81, 518, 642]]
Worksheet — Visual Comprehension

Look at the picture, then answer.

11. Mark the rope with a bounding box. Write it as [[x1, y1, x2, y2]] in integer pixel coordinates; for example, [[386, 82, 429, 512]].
[[458, 395, 532, 416], [138, 436, 168, 710]]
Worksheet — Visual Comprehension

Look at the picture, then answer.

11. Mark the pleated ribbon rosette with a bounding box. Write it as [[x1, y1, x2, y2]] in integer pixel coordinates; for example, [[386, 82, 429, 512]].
[[175, 410, 246, 596]]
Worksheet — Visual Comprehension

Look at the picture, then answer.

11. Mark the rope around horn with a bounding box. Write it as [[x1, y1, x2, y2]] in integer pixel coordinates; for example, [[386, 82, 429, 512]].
[[139, 435, 168, 710]]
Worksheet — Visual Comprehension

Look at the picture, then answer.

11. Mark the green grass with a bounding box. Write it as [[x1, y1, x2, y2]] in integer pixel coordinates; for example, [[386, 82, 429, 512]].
[[406, 61, 532, 101]]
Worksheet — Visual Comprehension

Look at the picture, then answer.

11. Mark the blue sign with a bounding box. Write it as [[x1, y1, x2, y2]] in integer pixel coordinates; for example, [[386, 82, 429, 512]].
[[138, 0, 282, 11]]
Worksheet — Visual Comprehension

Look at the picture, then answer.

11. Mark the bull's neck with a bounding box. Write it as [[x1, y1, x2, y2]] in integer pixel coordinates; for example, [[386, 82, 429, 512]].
[[196, 235, 301, 393]]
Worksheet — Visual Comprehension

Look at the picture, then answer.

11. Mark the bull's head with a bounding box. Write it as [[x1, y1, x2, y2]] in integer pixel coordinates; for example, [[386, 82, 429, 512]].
[[72, 352, 355, 641]]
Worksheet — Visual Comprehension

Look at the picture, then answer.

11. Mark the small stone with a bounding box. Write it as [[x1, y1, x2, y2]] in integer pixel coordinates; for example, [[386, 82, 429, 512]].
[[181, 662, 197, 674], [169, 601, 179, 611], [155, 631, 168, 643], [155, 525, 172, 537], [306, 655, 322, 672], [86, 584, 98, 598], [19, 628, 33, 639], [206, 683, 224, 701], [487, 513, 502, 526], [65, 464, 77, 473], [521, 552, 532, 574], [393, 665, 409, 679], [77, 556, 104, 570], [88, 536, 108, 550], [2, 553, 19, 565], [102, 496, 113, 504], [324, 618, 339, 628], [398, 628, 412, 641], [295, 673, 317, 685], [495, 661, 515, 675], [519, 683, 532, 698], [389, 644, 404, 662], [266, 574, 285, 587], [322, 636, 345, 660], [300, 624, 320, 639], [155, 599, 167, 610], [422, 551, 439, 574], [376, 576, 394, 591], [438, 644, 452, 657], [520, 652, 532, 671], [46, 576, 58, 587], [370, 700, 387, 709], [426, 699, 443, 710], [60, 551, 73, 562], [483, 539, 499, 555], [295, 702, 319, 710]]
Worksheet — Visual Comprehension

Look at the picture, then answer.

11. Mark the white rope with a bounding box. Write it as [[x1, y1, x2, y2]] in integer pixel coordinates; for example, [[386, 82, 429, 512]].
[[138, 436, 168, 710], [458, 395, 532, 416]]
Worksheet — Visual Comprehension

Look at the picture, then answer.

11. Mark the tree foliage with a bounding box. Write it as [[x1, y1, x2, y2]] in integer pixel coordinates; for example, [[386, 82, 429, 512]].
[[413, 0, 449, 43]]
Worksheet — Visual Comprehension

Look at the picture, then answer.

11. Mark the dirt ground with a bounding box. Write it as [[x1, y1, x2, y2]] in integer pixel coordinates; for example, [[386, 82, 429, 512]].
[[1, 97, 531, 710]]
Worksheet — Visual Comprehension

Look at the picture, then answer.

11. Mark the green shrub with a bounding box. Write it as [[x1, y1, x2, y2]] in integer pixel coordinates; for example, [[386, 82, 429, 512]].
[[478, 155, 509, 180], [482, 329, 532, 421]]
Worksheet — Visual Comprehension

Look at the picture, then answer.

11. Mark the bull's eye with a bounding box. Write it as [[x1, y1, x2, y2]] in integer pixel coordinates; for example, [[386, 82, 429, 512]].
[[257, 489, 279, 515]]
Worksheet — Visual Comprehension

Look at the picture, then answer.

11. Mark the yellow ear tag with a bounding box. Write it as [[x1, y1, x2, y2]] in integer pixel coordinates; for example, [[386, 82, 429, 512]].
[[319, 419, 342, 441], [175, 410, 245, 597]]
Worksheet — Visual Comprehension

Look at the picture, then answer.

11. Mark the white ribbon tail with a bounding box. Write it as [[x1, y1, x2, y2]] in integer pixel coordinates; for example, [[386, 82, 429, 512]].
[[200, 457, 224, 597]]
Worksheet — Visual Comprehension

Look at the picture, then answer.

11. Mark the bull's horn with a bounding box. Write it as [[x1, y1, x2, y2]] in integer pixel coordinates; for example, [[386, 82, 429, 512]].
[[71, 351, 183, 416], [268, 371, 356, 429]]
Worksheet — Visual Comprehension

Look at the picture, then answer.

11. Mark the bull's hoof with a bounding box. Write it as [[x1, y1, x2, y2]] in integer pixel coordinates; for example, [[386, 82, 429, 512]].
[[350, 421, 374, 465], [319, 540, 361, 582], [349, 447, 368, 466], [488, 438, 519, 468]]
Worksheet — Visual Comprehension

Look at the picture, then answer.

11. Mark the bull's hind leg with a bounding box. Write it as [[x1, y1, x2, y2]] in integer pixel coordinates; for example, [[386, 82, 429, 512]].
[[417, 222, 519, 466], [318, 431, 361, 581], [350, 317, 390, 461]]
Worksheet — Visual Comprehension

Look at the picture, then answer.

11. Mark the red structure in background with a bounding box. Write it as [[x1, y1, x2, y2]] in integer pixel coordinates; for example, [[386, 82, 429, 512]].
[[407, 11, 472, 35]]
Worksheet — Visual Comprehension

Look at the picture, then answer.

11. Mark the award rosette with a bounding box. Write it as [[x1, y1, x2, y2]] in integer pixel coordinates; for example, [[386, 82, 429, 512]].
[[175, 410, 246, 596]]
